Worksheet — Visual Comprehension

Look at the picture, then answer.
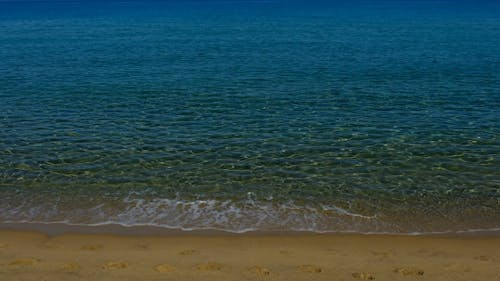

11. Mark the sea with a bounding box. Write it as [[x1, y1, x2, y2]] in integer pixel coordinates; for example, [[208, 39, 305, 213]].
[[0, 0, 499, 234]]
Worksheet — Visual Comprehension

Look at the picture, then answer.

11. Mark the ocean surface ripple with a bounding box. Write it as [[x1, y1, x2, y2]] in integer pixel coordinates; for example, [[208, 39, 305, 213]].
[[0, 0, 499, 233]]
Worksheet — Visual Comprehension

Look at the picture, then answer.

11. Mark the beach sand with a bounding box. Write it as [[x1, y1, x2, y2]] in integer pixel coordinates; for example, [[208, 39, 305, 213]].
[[0, 228, 498, 281]]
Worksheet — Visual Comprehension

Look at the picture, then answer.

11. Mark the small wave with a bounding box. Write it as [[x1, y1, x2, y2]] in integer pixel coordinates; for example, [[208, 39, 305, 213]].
[[1, 194, 499, 235], [0, 195, 380, 233], [2, 220, 500, 236]]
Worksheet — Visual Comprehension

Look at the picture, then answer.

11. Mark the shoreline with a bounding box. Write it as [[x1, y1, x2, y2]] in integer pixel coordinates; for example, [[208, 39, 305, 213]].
[[0, 228, 499, 281], [1, 222, 500, 238]]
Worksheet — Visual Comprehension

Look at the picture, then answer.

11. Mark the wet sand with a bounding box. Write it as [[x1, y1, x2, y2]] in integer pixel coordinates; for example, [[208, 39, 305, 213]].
[[0, 228, 499, 281]]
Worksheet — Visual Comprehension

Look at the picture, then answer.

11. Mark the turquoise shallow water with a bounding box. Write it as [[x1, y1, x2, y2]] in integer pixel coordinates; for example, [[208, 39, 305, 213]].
[[0, 0, 499, 233]]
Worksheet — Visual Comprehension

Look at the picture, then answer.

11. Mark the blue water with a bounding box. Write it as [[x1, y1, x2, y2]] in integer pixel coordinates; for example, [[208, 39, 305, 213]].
[[0, 0, 499, 233]]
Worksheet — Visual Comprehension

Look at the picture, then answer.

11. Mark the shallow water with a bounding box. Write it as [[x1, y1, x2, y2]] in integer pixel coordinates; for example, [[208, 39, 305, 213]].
[[0, 0, 499, 233]]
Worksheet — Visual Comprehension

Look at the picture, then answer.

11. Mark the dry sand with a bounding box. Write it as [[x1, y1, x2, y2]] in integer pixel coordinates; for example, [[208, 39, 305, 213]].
[[0, 229, 499, 281]]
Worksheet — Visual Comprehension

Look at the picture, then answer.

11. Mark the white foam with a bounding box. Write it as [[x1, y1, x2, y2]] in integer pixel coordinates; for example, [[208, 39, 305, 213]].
[[1, 194, 499, 235]]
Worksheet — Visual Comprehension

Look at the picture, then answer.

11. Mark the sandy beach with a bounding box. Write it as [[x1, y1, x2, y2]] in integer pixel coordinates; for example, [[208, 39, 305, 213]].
[[0, 227, 498, 281], [1, 1, 499, 280]]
